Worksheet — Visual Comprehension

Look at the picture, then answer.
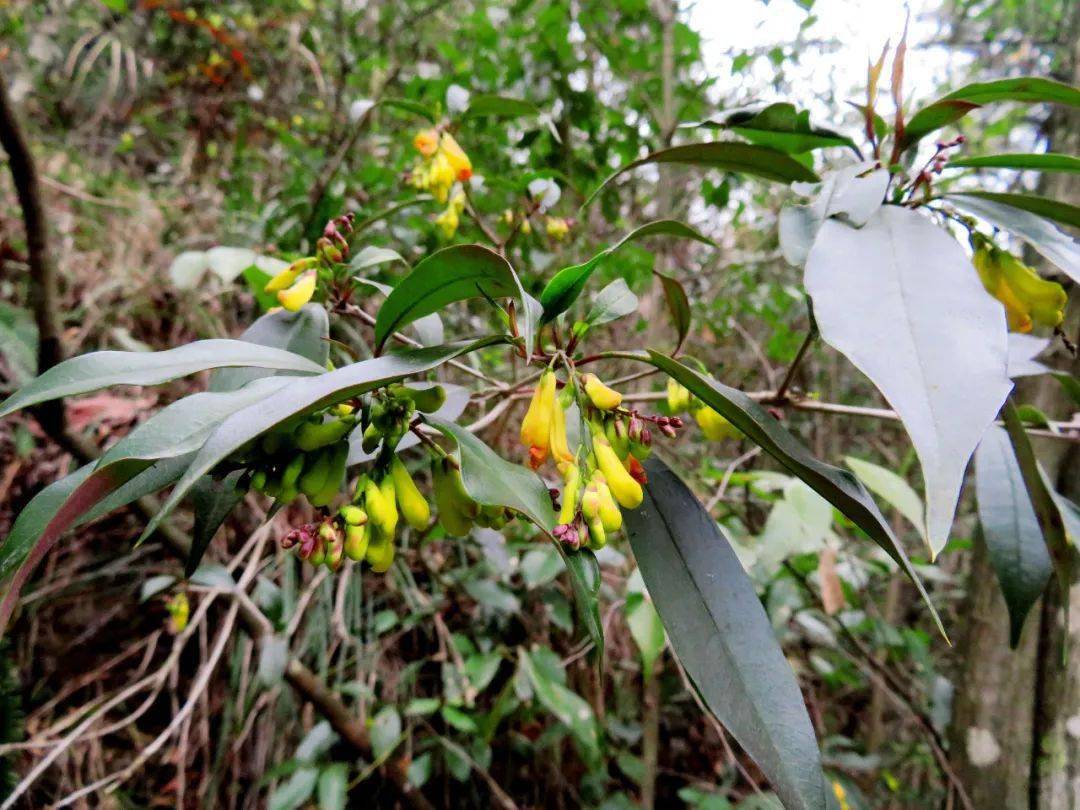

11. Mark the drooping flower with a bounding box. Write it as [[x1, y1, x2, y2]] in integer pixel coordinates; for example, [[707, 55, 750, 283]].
[[277, 269, 317, 311], [972, 241, 1066, 333]]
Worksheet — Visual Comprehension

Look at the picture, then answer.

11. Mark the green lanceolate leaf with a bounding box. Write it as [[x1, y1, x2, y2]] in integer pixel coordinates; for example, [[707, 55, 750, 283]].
[[0, 455, 192, 634], [947, 192, 1080, 282], [948, 153, 1080, 174], [901, 77, 1080, 151], [0, 339, 325, 419], [583, 141, 820, 208], [377, 97, 435, 122], [210, 305, 330, 392], [628, 349, 945, 638], [426, 417, 555, 530], [721, 102, 860, 155], [374, 245, 534, 354], [974, 426, 1052, 647], [844, 456, 927, 548], [140, 339, 504, 544], [1000, 400, 1076, 604], [539, 220, 713, 322], [554, 542, 604, 657], [655, 271, 692, 353], [188, 471, 246, 576], [426, 418, 604, 653], [463, 94, 538, 119], [951, 191, 1080, 230], [355, 278, 445, 347], [1053, 373, 1080, 408], [624, 457, 825, 810]]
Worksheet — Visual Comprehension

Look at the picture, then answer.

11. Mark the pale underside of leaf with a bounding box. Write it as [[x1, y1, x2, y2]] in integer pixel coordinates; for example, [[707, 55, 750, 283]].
[[805, 206, 1012, 556]]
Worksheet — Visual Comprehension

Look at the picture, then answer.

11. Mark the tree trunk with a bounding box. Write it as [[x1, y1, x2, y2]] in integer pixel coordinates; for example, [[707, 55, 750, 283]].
[[949, 9, 1080, 805]]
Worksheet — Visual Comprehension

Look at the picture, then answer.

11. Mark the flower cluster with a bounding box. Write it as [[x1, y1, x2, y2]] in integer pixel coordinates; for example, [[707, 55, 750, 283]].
[[409, 128, 472, 204], [264, 213, 356, 311], [520, 370, 680, 551], [971, 236, 1066, 333]]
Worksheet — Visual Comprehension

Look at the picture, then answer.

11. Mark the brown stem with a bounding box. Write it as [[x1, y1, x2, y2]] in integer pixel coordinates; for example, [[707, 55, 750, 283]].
[[0, 68, 65, 437]]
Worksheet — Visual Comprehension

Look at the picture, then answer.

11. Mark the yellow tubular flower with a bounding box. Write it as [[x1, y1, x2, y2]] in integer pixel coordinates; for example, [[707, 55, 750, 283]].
[[414, 128, 439, 157], [998, 251, 1066, 330], [366, 528, 395, 573], [277, 270, 317, 311], [974, 245, 1067, 333], [439, 132, 472, 181], [595, 439, 643, 508], [520, 370, 556, 468], [549, 397, 575, 466], [694, 406, 741, 441], [580, 480, 601, 521], [265, 257, 316, 293], [582, 373, 622, 411], [391, 457, 430, 531]]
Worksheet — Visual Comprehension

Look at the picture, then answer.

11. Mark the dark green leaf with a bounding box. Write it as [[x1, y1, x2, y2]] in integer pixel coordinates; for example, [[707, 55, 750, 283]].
[[625, 457, 825, 810], [722, 102, 859, 154], [947, 192, 1080, 280], [211, 306, 330, 392], [0, 340, 325, 419], [974, 426, 1052, 646], [584, 142, 820, 208], [554, 543, 604, 656], [355, 278, 444, 347], [948, 153, 1080, 173], [188, 471, 246, 576], [655, 271, 692, 353], [464, 94, 538, 118], [374, 245, 533, 354], [377, 97, 435, 122], [902, 77, 1080, 151], [539, 220, 713, 322], [627, 349, 944, 637], [1001, 400, 1076, 602], [141, 339, 503, 543]]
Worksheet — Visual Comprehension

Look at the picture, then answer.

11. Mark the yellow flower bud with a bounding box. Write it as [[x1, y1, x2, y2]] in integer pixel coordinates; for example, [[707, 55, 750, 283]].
[[277, 270, 317, 312], [520, 370, 556, 468], [366, 527, 395, 573], [166, 592, 189, 634], [434, 206, 460, 238], [439, 132, 472, 181], [587, 516, 606, 549], [694, 407, 741, 441], [545, 216, 570, 240], [594, 439, 643, 509], [391, 456, 430, 531], [582, 373, 622, 411], [265, 257, 315, 293], [344, 523, 369, 561], [580, 481, 602, 521], [558, 464, 581, 525], [666, 378, 690, 413], [595, 477, 622, 532]]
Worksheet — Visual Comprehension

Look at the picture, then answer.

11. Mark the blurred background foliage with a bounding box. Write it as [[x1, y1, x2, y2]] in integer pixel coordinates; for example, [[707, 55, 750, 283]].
[[0, 0, 1077, 808]]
